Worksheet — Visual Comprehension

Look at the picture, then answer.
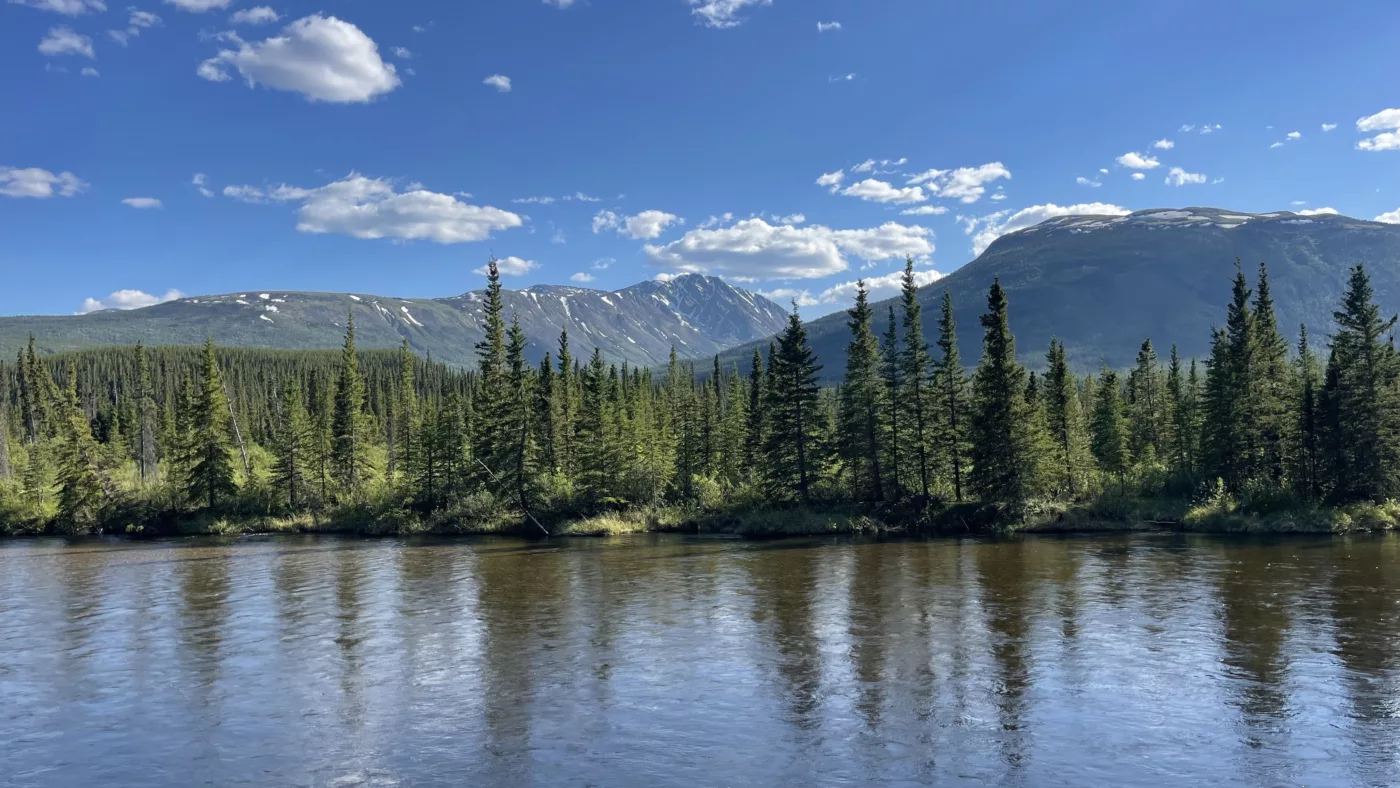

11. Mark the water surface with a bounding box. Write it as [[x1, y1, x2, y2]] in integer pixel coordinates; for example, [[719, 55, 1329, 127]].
[[2, 532, 1398, 787]]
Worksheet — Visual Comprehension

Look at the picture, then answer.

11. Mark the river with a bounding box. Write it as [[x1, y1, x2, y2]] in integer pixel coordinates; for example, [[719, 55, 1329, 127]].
[[1, 533, 1397, 787]]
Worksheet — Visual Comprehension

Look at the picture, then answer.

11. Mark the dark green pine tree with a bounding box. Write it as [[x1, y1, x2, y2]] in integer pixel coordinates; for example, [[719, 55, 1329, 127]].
[[186, 338, 237, 510], [1165, 344, 1199, 482], [1203, 264, 1260, 491], [473, 258, 513, 484], [0, 364, 11, 481], [880, 305, 904, 498], [556, 329, 576, 479], [1090, 367, 1131, 493], [900, 258, 933, 499], [968, 279, 1034, 504], [744, 347, 765, 482], [1251, 262, 1292, 485], [764, 302, 823, 502], [1293, 324, 1322, 499], [504, 313, 534, 504], [535, 351, 558, 476], [55, 362, 104, 531], [1323, 264, 1400, 502], [719, 365, 747, 486], [271, 378, 311, 510], [1127, 338, 1164, 464], [838, 280, 885, 501], [134, 342, 158, 484], [308, 372, 335, 504], [331, 313, 371, 501], [931, 289, 969, 501], [394, 340, 418, 488], [577, 347, 611, 504], [1045, 338, 1090, 497]]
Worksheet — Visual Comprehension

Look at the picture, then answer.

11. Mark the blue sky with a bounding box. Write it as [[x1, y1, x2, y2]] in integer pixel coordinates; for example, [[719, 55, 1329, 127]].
[[3, 0, 1400, 318]]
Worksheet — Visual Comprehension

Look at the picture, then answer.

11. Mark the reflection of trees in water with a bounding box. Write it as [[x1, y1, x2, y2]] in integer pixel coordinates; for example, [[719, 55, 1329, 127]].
[[848, 543, 889, 729], [178, 544, 231, 697], [1216, 541, 1295, 727], [1329, 535, 1400, 781], [745, 543, 824, 729], [974, 539, 1033, 774]]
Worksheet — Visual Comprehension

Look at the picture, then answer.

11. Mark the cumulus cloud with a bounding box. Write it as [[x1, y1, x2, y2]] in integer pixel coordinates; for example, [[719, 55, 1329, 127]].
[[392, 46, 412, 59], [79, 288, 183, 314], [759, 288, 819, 308], [901, 205, 948, 216], [39, 26, 95, 57], [192, 172, 214, 197], [592, 209, 683, 240], [483, 74, 511, 92], [815, 170, 844, 193], [1286, 131, 1301, 140], [512, 196, 556, 205], [163, 0, 230, 10], [1270, 142, 1285, 149], [815, 267, 944, 307], [1165, 167, 1206, 186], [688, 0, 770, 28], [543, 0, 577, 8], [841, 178, 927, 204], [1131, 172, 1145, 181], [960, 202, 1129, 256], [906, 163, 1010, 203], [1322, 123, 1337, 132], [10, 0, 106, 14], [644, 217, 933, 280], [0, 166, 88, 198], [81, 66, 99, 76], [228, 173, 522, 243], [1115, 152, 1160, 170], [229, 5, 277, 23], [771, 213, 806, 224], [1375, 208, 1400, 224], [1199, 123, 1222, 134], [1356, 108, 1400, 152], [1297, 207, 1338, 216], [570, 272, 595, 283], [475, 256, 538, 276], [852, 158, 905, 174], [109, 8, 161, 45], [197, 15, 400, 103], [816, 21, 840, 32], [121, 196, 162, 208], [698, 212, 734, 229], [1152, 139, 1174, 150], [1076, 176, 1101, 188]]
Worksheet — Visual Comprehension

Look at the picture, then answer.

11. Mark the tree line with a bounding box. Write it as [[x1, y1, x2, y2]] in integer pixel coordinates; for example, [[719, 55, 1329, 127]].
[[2, 257, 1397, 534]]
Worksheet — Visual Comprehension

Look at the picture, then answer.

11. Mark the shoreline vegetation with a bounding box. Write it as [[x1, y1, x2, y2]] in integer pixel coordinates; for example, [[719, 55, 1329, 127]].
[[6, 258, 1400, 541]]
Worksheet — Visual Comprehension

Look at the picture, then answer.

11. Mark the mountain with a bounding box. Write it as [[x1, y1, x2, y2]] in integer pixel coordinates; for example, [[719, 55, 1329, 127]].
[[1, 273, 789, 368], [722, 207, 1400, 379]]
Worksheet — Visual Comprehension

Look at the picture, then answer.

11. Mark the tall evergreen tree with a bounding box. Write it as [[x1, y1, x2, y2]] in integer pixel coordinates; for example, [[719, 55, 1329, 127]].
[[932, 289, 969, 501], [577, 347, 611, 503], [556, 329, 576, 478], [838, 281, 885, 501], [968, 279, 1034, 504], [1091, 368, 1131, 492], [331, 313, 371, 500], [1044, 338, 1090, 497], [1252, 262, 1292, 484], [504, 313, 534, 503], [1127, 338, 1164, 463], [271, 379, 311, 510], [880, 305, 904, 498], [0, 364, 11, 481], [764, 303, 823, 502], [186, 338, 237, 509], [745, 347, 765, 482], [900, 258, 933, 498], [134, 342, 158, 484], [473, 258, 512, 481], [1293, 324, 1322, 499], [55, 362, 103, 530], [394, 340, 418, 487], [1203, 264, 1261, 491]]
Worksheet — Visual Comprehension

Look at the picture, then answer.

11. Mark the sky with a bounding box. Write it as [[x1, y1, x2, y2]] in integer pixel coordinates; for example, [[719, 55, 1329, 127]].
[[3, 0, 1400, 319]]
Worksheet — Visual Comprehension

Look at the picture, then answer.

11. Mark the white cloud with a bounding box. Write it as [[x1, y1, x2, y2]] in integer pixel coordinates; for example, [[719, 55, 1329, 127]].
[[9, 0, 106, 14], [592, 209, 683, 240], [841, 178, 927, 204], [39, 26, 95, 57], [543, 0, 577, 7], [906, 163, 1011, 203], [81, 66, 99, 76], [1116, 152, 1160, 170], [1131, 172, 1145, 181], [1375, 208, 1400, 224], [771, 213, 806, 224], [591, 257, 614, 270], [483, 74, 511, 92], [644, 217, 933, 280], [1165, 167, 1206, 186], [852, 157, 905, 174], [960, 202, 1129, 256], [79, 288, 183, 314], [1297, 207, 1338, 216], [0, 166, 88, 198], [829, 73, 855, 83], [475, 256, 537, 276], [1179, 124, 1195, 133], [759, 288, 819, 308], [565, 192, 599, 202], [512, 196, 556, 205], [121, 197, 162, 209], [192, 172, 214, 197], [1322, 123, 1337, 132], [900, 205, 948, 216], [392, 46, 412, 59], [163, 0, 230, 10], [198, 15, 400, 103], [229, 5, 277, 23], [1076, 176, 1101, 188], [1200, 123, 1222, 134], [1270, 142, 1285, 149], [1291, 200, 1308, 206], [1286, 131, 1301, 140], [229, 173, 523, 243], [1099, 168, 1109, 174], [688, 0, 770, 28], [698, 212, 734, 229], [816, 21, 840, 32], [816, 267, 944, 306], [1152, 139, 1174, 150], [1356, 108, 1400, 152], [815, 169, 845, 193], [570, 272, 595, 283], [109, 8, 161, 44]]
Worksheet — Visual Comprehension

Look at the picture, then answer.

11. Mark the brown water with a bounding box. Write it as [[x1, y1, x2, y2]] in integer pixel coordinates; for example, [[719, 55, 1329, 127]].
[[1, 533, 1398, 788]]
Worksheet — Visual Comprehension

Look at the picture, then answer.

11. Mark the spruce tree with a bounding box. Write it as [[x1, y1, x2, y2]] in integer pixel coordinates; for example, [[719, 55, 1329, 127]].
[[0, 366, 10, 481], [931, 289, 969, 501], [505, 313, 534, 503], [745, 347, 765, 482], [556, 329, 576, 478], [900, 258, 933, 498], [1045, 338, 1089, 497], [1127, 338, 1164, 464], [473, 258, 512, 482], [394, 340, 418, 487], [838, 281, 885, 501], [1324, 264, 1400, 501], [880, 305, 904, 498], [1293, 324, 1322, 499], [536, 352, 558, 476], [186, 339, 237, 510], [1252, 262, 1292, 484], [55, 362, 103, 530], [577, 347, 611, 503], [1203, 264, 1261, 491], [331, 313, 371, 500], [764, 303, 823, 502], [271, 379, 310, 510], [134, 342, 158, 484], [968, 279, 1034, 504], [1091, 367, 1131, 493]]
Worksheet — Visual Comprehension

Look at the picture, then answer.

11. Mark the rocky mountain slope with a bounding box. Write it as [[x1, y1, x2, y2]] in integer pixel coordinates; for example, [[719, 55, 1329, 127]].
[[722, 207, 1400, 378], [2, 273, 789, 368]]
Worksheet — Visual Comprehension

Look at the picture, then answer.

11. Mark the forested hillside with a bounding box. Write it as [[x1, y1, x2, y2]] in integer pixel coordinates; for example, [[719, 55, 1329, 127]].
[[4, 256, 1400, 537]]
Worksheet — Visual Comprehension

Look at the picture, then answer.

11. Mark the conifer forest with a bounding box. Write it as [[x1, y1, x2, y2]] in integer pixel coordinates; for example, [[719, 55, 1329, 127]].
[[4, 257, 1400, 537]]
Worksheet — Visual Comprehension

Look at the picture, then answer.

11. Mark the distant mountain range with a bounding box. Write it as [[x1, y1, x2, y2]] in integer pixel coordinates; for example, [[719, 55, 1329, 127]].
[[721, 207, 1400, 378], [2, 273, 790, 368]]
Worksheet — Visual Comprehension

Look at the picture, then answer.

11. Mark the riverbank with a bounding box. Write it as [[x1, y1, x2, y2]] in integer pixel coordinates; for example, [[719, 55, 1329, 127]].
[[5, 494, 1397, 539]]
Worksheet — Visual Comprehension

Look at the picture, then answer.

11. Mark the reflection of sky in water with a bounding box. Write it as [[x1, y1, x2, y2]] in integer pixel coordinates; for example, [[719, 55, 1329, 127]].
[[0, 533, 1397, 788]]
